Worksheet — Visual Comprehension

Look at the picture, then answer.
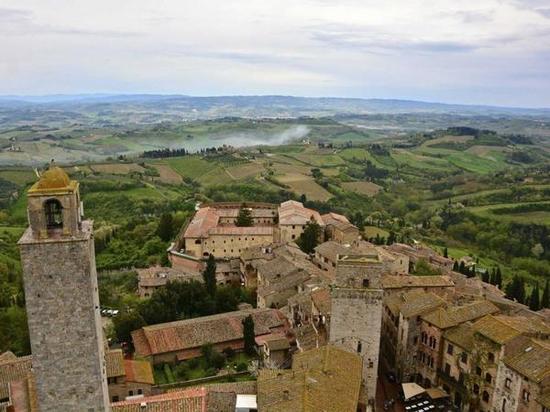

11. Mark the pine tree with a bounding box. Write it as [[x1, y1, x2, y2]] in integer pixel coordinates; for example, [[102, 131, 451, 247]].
[[202, 254, 217, 297], [242, 315, 256, 356], [157, 213, 174, 242], [529, 283, 540, 311], [542, 280, 550, 309], [236, 204, 253, 227], [443, 247, 448, 258]]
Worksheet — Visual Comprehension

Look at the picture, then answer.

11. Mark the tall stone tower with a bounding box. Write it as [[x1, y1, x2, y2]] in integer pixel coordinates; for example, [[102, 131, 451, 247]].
[[329, 251, 385, 410], [18, 166, 110, 412]]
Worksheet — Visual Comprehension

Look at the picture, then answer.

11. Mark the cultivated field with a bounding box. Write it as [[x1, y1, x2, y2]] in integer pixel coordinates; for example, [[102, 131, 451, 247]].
[[342, 181, 382, 197]]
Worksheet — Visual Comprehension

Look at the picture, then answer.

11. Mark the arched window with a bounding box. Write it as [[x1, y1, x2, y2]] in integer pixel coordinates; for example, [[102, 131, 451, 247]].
[[482, 391, 490, 403], [44, 199, 63, 229]]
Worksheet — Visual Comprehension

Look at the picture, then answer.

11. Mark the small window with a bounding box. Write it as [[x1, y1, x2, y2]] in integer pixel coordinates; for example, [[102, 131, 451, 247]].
[[128, 390, 134, 396], [447, 344, 454, 355], [137, 389, 143, 395], [523, 390, 530, 402], [476, 366, 482, 376], [486, 373, 492, 384], [362, 279, 370, 288], [112, 396, 119, 402], [473, 384, 479, 395], [505, 378, 512, 389], [482, 391, 490, 403], [461, 352, 468, 363], [44, 198, 63, 229], [488, 352, 495, 363], [444, 363, 451, 375], [357, 342, 362, 353]]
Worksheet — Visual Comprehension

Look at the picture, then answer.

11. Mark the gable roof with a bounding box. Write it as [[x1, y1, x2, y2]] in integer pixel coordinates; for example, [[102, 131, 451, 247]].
[[278, 201, 324, 226], [112, 388, 207, 412], [124, 359, 154, 385], [384, 290, 446, 318], [444, 323, 476, 352], [106, 349, 125, 378], [504, 339, 550, 383], [133, 308, 286, 357], [381, 275, 454, 290], [257, 345, 362, 412], [422, 300, 499, 329], [473, 314, 550, 345]]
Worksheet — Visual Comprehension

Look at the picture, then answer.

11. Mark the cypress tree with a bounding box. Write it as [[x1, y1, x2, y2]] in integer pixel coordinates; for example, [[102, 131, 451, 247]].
[[443, 247, 448, 258], [542, 280, 550, 309], [481, 270, 490, 283], [495, 267, 503, 289], [458, 261, 466, 275], [453, 260, 459, 272], [202, 254, 217, 297], [489, 268, 496, 285], [242, 315, 256, 356], [157, 213, 174, 242], [529, 283, 540, 311]]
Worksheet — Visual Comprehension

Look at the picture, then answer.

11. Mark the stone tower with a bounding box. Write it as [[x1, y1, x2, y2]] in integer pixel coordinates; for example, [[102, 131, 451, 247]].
[[329, 251, 385, 410], [18, 166, 110, 412]]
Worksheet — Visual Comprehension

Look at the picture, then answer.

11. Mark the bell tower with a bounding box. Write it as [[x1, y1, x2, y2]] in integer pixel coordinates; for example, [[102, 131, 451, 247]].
[[18, 166, 110, 411]]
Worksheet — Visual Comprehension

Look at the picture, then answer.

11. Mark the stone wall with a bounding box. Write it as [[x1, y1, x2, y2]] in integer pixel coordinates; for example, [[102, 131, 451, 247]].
[[19, 221, 110, 412], [330, 287, 383, 405]]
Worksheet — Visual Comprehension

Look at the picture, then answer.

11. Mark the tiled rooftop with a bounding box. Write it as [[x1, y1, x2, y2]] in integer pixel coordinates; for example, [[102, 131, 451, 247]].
[[381, 275, 454, 289], [422, 300, 499, 329]]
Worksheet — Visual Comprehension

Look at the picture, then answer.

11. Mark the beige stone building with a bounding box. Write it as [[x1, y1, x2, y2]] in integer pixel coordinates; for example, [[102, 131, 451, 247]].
[[277, 200, 325, 243], [381, 290, 447, 382], [105, 350, 154, 403], [136, 266, 202, 298], [321, 212, 360, 244]]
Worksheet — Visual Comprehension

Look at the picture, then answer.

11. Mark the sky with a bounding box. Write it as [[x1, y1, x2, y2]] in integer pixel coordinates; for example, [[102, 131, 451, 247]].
[[1, 0, 550, 107]]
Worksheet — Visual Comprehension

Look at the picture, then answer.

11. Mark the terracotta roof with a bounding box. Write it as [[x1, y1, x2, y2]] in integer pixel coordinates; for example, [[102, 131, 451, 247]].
[[381, 275, 454, 290], [538, 391, 550, 408], [321, 212, 350, 225], [184, 207, 220, 238], [106, 349, 125, 378], [504, 339, 550, 383], [257, 269, 310, 297], [124, 359, 154, 385], [177, 381, 257, 395], [256, 255, 301, 280], [133, 308, 286, 357], [311, 288, 331, 314], [264, 337, 291, 351], [443, 323, 475, 351], [111, 388, 207, 412], [315, 240, 377, 263], [257, 345, 362, 412], [473, 314, 550, 344], [384, 290, 446, 319], [0, 356, 32, 385], [278, 201, 324, 226], [422, 300, 499, 329]]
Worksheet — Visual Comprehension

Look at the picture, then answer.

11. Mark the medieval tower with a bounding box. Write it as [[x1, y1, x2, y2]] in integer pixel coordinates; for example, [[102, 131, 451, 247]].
[[18, 166, 110, 411], [329, 251, 385, 410]]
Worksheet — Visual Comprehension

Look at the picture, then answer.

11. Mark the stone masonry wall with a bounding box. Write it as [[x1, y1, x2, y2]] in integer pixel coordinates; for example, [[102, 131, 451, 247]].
[[19, 222, 110, 412], [330, 287, 383, 405]]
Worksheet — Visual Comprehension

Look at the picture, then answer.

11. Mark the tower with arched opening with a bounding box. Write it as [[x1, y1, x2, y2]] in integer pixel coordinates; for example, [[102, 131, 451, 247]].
[[18, 166, 110, 411]]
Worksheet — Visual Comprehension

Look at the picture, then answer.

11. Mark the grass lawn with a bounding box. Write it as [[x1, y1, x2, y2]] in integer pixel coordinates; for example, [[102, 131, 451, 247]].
[[342, 181, 382, 197], [364, 226, 389, 239], [167, 156, 215, 179]]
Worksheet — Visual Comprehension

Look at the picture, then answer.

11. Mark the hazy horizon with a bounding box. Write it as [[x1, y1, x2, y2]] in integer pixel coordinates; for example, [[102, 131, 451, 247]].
[[1, 1, 550, 107]]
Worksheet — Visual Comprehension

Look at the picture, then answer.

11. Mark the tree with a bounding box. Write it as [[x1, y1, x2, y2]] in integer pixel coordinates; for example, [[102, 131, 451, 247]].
[[156, 213, 174, 242], [458, 261, 466, 275], [542, 280, 550, 309], [529, 283, 540, 311], [112, 311, 146, 348], [489, 268, 496, 285], [297, 220, 321, 254], [202, 254, 217, 297], [481, 270, 490, 283], [506, 276, 526, 304], [495, 267, 503, 289], [452, 260, 459, 272], [242, 315, 256, 356], [387, 231, 397, 245], [236, 204, 253, 227], [300, 194, 307, 203], [443, 247, 448, 258]]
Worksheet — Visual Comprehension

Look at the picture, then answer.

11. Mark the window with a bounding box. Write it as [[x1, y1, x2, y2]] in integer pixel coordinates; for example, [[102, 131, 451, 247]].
[[413, 336, 418, 345], [112, 396, 119, 402], [523, 390, 530, 402], [488, 352, 495, 363], [502, 398, 506, 412], [129, 390, 134, 396], [44, 198, 63, 229], [137, 389, 143, 395], [476, 367, 482, 376], [485, 373, 492, 384], [505, 378, 512, 389], [482, 391, 490, 403], [473, 384, 479, 395], [362, 279, 370, 288], [444, 363, 451, 375], [447, 344, 454, 355], [461, 352, 468, 364], [357, 342, 362, 353]]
